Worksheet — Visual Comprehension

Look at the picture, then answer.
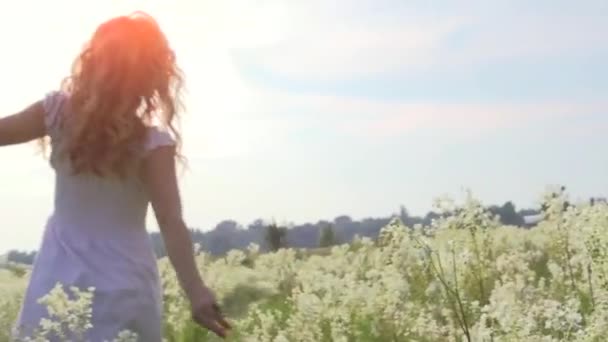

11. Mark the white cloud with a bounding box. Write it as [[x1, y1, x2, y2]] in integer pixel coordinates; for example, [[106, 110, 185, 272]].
[[236, 3, 460, 80], [243, 88, 608, 140], [233, 0, 608, 80], [448, 13, 608, 67]]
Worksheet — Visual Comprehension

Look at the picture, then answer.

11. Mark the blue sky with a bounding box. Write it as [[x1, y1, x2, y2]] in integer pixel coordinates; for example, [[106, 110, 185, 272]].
[[0, 0, 606, 253]]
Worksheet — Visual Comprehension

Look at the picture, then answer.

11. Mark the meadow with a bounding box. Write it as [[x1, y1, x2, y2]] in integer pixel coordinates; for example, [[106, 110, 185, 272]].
[[1, 191, 608, 341]]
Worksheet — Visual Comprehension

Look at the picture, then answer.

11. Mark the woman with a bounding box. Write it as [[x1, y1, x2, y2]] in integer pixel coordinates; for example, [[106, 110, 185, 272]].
[[0, 12, 230, 341]]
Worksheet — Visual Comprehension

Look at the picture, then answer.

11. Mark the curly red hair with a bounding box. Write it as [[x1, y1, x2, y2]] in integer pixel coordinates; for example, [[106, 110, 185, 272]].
[[46, 11, 184, 177]]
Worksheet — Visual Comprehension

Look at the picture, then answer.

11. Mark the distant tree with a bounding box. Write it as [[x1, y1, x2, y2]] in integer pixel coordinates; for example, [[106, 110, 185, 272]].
[[215, 220, 240, 232], [248, 219, 266, 232], [8, 198, 545, 260], [7, 263, 27, 278], [7, 250, 36, 265], [519, 208, 541, 217], [318, 224, 337, 248], [334, 216, 352, 226], [423, 212, 441, 226], [591, 197, 608, 206], [398, 205, 411, 226], [206, 230, 234, 255], [265, 222, 287, 252], [499, 201, 525, 226]]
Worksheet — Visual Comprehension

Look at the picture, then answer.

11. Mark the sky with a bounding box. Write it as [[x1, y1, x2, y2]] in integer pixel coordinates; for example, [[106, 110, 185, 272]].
[[0, 0, 606, 253]]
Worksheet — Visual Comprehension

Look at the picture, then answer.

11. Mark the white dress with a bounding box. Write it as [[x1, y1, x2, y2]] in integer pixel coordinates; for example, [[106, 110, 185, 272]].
[[13, 91, 173, 341]]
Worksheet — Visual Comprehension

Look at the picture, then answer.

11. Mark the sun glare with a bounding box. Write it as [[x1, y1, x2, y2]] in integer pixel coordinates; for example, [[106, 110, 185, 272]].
[[1, 0, 290, 160], [144, 0, 290, 160]]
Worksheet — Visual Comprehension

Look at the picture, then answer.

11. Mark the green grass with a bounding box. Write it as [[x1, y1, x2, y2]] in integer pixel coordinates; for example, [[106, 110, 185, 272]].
[[0, 269, 26, 296], [0, 269, 26, 342]]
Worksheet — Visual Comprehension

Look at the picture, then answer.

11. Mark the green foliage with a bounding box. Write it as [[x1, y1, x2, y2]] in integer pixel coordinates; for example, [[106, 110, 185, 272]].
[[265, 222, 287, 252], [7, 263, 28, 278], [318, 224, 337, 248]]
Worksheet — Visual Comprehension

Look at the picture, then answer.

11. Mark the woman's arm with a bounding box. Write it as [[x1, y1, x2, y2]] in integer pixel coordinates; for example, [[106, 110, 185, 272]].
[[141, 146, 231, 338], [0, 101, 46, 147]]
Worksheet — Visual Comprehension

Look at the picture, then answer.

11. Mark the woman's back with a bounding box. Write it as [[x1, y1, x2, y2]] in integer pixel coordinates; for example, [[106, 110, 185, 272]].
[[14, 91, 174, 340], [46, 92, 172, 239]]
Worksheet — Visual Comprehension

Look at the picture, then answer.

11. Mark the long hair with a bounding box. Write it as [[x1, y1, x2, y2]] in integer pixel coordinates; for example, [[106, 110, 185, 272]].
[[45, 11, 184, 177]]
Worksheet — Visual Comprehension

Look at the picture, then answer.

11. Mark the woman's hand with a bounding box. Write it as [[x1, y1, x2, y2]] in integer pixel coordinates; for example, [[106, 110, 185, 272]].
[[190, 285, 232, 338]]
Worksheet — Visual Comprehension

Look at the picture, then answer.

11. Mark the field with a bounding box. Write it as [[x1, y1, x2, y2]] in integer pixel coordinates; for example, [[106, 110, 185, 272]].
[[1, 192, 608, 341], [0, 269, 25, 292], [0, 269, 26, 341]]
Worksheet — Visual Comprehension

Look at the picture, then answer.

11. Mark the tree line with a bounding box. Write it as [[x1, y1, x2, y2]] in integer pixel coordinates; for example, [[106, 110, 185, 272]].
[[5, 200, 552, 264]]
